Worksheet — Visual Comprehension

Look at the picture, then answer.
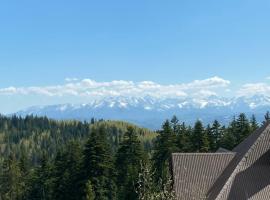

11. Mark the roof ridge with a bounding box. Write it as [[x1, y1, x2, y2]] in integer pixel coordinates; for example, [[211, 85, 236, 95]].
[[214, 125, 270, 199], [172, 152, 235, 155], [207, 122, 270, 199]]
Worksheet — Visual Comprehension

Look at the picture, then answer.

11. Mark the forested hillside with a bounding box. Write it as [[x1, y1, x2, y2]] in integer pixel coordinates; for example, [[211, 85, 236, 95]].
[[0, 112, 269, 200]]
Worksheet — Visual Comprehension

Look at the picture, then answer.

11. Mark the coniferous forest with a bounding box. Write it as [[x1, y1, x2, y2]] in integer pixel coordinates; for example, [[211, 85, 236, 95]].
[[0, 112, 269, 200]]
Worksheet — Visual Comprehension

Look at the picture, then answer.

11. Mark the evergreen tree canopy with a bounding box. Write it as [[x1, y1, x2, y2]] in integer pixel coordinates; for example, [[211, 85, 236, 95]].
[[115, 126, 147, 200], [83, 125, 116, 200]]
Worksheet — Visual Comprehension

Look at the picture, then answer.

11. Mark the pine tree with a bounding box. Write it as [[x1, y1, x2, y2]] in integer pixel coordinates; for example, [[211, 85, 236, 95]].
[[182, 125, 193, 152], [83, 125, 116, 200], [205, 124, 215, 152], [200, 132, 210, 152], [26, 153, 55, 200], [115, 126, 147, 200], [0, 154, 24, 200], [192, 120, 205, 152], [53, 141, 84, 200], [212, 120, 222, 150], [236, 113, 251, 143], [171, 115, 180, 134], [220, 129, 236, 150], [220, 116, 237, 150], [250, 114, 259, 132], [152, 120, 179, 184]]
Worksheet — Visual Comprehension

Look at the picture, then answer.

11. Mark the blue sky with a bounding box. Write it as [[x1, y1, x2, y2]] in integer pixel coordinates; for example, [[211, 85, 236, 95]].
[[0, 0, 270, 113]]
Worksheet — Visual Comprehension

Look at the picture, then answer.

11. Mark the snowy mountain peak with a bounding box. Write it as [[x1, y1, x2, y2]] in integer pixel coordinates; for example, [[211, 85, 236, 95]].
[[14, 95, 270, 129]]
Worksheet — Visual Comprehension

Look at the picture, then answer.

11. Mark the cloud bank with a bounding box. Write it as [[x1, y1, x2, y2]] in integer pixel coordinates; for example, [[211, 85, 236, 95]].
[[238, 83, 270, 97], [0, 76, 230, 99], [2, 76, 270, 99]]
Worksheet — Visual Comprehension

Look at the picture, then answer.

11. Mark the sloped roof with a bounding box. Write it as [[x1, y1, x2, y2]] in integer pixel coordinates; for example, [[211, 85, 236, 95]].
[[207, 121, 270, 200], [172, 121, 270, 200], [172, 153, 235, 200]]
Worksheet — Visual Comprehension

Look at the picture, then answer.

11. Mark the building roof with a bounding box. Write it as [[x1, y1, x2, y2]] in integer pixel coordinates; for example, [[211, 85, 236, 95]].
[[172, 153, 235, 200], [172, 121, 270, 200]]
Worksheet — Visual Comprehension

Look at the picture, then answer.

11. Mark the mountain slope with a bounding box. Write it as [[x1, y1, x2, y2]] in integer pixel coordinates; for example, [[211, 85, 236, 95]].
[[14, 95, 270, 129]]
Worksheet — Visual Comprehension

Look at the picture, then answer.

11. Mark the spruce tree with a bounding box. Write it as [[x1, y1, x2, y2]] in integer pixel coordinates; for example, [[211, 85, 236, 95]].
[[0, 154, 24, 200], [26, 152, 55, 200], [152, 119, 179, 184], [201, 132, 210, 152], [220, 130, 236, 150], [83, 125, 116, 200], [220, 116, 238, 149], [212, 120, 222, 150], [192, 120, 205, 152], [171, 115, 180, 134], [53, 141, 84, 200], [236, 113, 251, 143], [205, 124, 215, 152], [250, 114, 259, 132], [115, 126, 146, 200]]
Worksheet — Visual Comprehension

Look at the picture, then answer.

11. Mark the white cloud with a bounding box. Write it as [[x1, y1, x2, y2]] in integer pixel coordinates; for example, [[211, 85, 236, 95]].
[[266, 76, 270, 80], [0, 87, 17, 94], [183, 76, 230, 89], [237, 83, 270, 97], [0, 76, 230, 99]]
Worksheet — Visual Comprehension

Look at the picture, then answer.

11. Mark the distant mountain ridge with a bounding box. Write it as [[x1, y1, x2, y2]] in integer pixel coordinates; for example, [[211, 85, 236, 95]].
[[14, 95, 270, 129]]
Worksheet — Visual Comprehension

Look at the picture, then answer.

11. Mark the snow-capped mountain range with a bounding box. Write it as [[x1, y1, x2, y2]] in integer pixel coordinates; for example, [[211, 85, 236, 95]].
[[14, 95, 270, 129]]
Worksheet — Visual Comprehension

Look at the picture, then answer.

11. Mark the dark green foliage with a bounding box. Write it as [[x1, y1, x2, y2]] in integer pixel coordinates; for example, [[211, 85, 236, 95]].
[[211, 120, 222, 150], [115, 126, 146, 200], [53, 141, 84, 200], [0, 115, 155, 200], [0, 154, 24, 200], [152, 119, 179, 184], [0, 112, 266, 199], [25, 153, 55, 200], [250, 114, 259, 132], [191, 120, 205, 152], [83, 125, 116, 200], [235, 113, 251, 144], [205, 124, 215, 152], [178, 123, 193, 152], [220, 129, 236, 150]]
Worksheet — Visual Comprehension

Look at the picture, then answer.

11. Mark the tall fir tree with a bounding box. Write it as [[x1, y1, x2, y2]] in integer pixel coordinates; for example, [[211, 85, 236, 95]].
[[177, 122, 192, 152], [205, 124, 215, 152], [171, 115, 180, 135], [25, 152, 55, 200], [219, 116, 237, 150], [53, 141, 84, 200], [152, 119, 179, 184], [236, 113, 251, 143], [115, 126, 147, 200], [192, 120, 205, 152], [211, 120, 222, 151], [220, 129, 236, 150], [250, 114, 259, 132], [83, 125, 116, 200], [201, 132, 210, 153], [0, 154, 24, 200]]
